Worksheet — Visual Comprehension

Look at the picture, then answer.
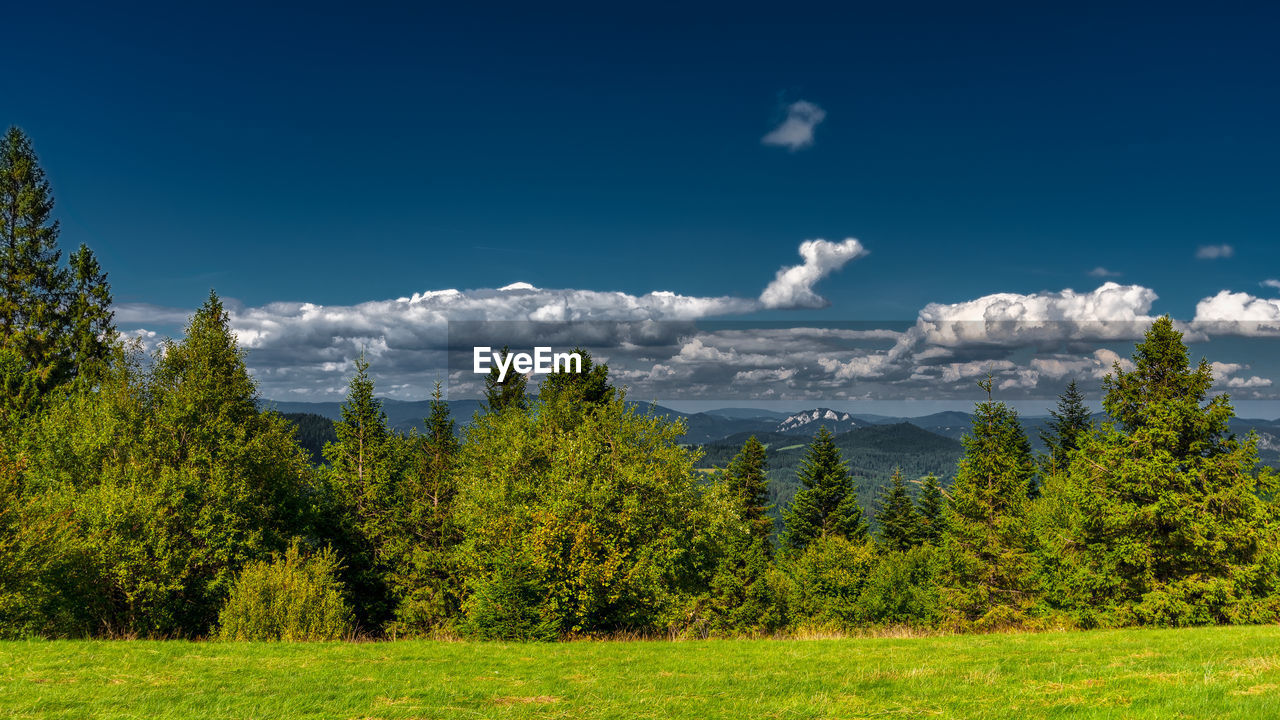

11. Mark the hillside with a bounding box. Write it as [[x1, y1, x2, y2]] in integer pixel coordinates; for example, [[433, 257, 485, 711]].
[[697, 422, 963, 530]]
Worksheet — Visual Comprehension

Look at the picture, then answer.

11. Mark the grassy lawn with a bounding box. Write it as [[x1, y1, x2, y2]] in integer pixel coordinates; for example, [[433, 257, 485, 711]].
[[2, 626, 1280, 719]]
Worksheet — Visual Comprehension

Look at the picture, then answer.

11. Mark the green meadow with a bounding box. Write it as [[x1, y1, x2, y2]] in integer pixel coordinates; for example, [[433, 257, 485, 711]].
[[4, 626, 1280, 719]]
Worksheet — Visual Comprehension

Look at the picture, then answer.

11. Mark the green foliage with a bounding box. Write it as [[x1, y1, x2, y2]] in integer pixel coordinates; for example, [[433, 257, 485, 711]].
[[780, 535, 878, 628], [281, 412, 337, 465], [723, 436, 773, 543], [0, 127, 115, 418], [217, 541, 354, 641], [940, 377, 1040, 630], [387, 382, 463, 636], [875, 468, 920, 552], [1038, 317, 1280, 627], [916, 474, 946, 545], [15, 295, 312, 637], [321, 354, 400, 628], [782, 427, 867, 550], [482, 346, 528, 413], [454, 390, 708, 636], [458, 551, 559, 641], [538, 347, 614, 412], [857, 545, 942, 626], [697, 436, 785, 634], [1040, 379, 1091, 476]]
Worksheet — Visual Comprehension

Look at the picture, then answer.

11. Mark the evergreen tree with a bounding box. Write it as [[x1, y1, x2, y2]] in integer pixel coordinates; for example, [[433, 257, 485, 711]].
[[704, 436, 783, 632], [539, 347, 614, 409], [0, 127, 69, 403], [64, 244, 115, 385], [482, 346, 528, 413], [723, 435, 773, 544], [941, 377, 1039, 628], [390, 381, 463, 633], [875, 468, 920, 552], [915, 474, 946, 545], [1043, 317, 1280, 625], [322, 353, 399, 627], [1040, 379, 1091, 474], [782, 427, 867, 550]]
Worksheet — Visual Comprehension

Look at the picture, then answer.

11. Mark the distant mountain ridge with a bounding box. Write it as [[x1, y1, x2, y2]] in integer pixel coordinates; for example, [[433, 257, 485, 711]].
[[776, 408, 859, 434], [264, 398, 1280, 468]]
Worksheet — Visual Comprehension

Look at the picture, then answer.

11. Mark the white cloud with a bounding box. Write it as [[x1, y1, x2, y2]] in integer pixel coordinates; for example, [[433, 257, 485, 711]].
[[818, 283, 1156, 385], [1227, 376, 1273, 389], [761, 100, 826, 151], [1088, 267, 1121, 278], [910, 282, 1158, 348], [1262, 279, 1280, 291], [1193, 290, 1280, 336], [759, 238, 867, 309], [1196, 244, 1235, 260]]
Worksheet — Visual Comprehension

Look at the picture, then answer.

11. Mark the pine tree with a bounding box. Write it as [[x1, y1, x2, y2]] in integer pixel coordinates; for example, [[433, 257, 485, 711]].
[[482, 346, 528, 413], [723, 435, 773, 544], [941, 377, 1039, 628], [875, 468, 920, 552], [1040, 379, 1091, 474], [782, 426, 867, 550], [915, 474, 946, 545]]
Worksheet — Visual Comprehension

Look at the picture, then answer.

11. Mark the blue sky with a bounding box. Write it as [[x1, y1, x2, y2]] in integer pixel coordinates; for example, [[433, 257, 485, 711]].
[[6, 2, 1280, 409]]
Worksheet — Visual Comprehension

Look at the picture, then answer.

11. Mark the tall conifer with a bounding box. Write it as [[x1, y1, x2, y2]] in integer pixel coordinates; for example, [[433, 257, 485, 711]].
[[782, 427, 866, 550]]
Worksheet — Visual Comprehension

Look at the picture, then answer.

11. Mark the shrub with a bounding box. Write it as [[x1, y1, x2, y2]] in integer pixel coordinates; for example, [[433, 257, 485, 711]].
[[781, 536, 878, 629], [217, 541, 354, 641], [459, 557, 559, 641], [857, 545, 941, 626]]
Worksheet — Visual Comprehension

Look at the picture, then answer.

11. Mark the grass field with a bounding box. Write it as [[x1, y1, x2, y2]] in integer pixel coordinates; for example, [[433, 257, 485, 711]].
[[3, 626, 1280, 719]]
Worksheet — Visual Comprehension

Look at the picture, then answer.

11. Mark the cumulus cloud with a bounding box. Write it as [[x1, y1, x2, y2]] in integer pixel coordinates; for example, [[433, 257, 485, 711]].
[[818, 283, 1158, 386], [1088, 267, 1121, 278], [759, 238, 868, 309], [1262, 279, 1280, 291], [909, 282, 1158, 348], [1196, 244, 1235, 260], [761, 100, 826, 151], [1193, 290, 1280, 336]]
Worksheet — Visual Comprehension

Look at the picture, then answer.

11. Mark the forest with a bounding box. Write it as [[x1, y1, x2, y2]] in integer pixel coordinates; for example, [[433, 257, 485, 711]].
[[4, 125, 1280, 641]]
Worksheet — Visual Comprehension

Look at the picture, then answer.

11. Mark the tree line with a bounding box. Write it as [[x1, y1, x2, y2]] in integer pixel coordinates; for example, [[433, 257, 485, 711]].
[[3, 126, 1279, 639]]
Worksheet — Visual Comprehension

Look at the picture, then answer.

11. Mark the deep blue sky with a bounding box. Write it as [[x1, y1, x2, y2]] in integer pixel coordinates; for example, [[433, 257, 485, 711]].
[[5, 2, 1279, 319]]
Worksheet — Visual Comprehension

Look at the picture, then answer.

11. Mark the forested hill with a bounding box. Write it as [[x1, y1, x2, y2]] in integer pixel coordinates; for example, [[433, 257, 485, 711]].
[[696, 423, 964, 530]]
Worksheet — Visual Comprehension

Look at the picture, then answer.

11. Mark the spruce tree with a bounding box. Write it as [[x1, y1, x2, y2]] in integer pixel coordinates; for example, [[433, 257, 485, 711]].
[[391, 381, 462, 632], [875, 468, 920, 552], [782, 426, 867, 550], [1040, 379, 1091, 474], [0, 127, 69, 399], [1046, 316, 1280, 624], [723, 435, 773, 544], [706, 435, 782, 631], [65, 244, 115, 385], [941, 377, 1039, 628], [539, 347, 613, 409], [482, 346, 528, 413], [323, 352, 398, 626], [915, 474, 946, 545]]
